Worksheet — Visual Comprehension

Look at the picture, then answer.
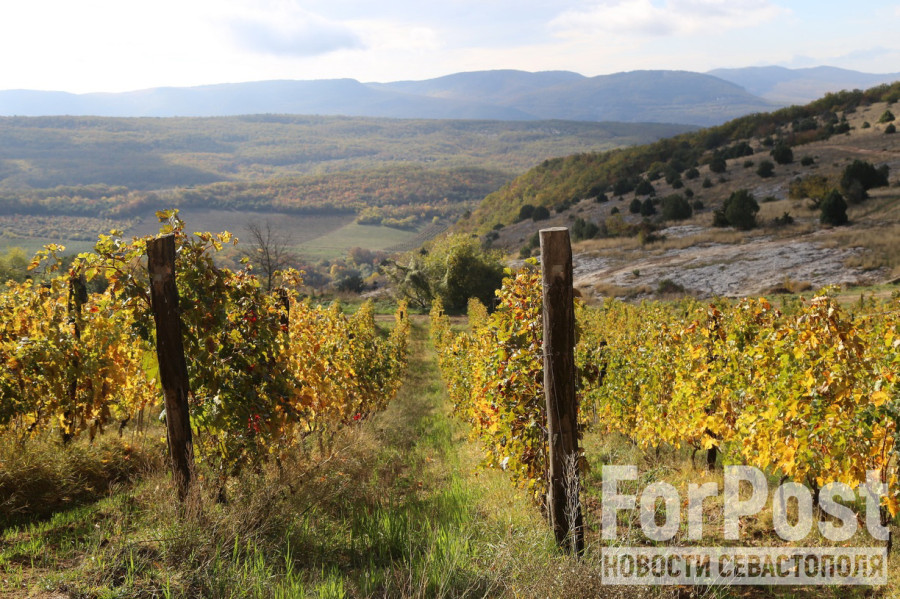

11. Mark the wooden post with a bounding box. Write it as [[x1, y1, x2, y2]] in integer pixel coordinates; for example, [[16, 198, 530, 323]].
[[539, 227, 584, 556], [63, 274, 88, 444], [147, 234, 194, 500], [276, 287, 290, 330]]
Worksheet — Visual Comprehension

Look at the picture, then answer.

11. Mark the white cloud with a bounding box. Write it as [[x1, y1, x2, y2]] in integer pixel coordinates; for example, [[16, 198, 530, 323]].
[[349, 20, 441, 53], [225, 6, 364, 57], [551, 0, 787, 39]]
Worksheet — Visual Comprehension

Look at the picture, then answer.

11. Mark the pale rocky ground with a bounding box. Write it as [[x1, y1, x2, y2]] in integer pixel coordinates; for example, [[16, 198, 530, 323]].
[[497, 101, 900, 301], [572, 228, 882, 299]]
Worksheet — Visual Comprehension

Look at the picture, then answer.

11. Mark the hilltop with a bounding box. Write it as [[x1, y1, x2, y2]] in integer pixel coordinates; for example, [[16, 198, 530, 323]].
[[461, 83, 900, 300]]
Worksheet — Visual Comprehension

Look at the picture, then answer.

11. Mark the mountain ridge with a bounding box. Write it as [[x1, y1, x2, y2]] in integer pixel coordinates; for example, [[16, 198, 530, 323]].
[[3, 66, 898, 129], [708, 65, 900, 105], [0, 69, 774, 126]]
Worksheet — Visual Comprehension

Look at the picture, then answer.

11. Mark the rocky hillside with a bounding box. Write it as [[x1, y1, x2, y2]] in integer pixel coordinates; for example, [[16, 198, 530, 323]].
[[465, 84, 900, 300]]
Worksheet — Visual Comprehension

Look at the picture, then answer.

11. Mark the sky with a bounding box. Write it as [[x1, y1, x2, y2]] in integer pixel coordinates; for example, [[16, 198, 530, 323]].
[[1, 0, 899, 93]]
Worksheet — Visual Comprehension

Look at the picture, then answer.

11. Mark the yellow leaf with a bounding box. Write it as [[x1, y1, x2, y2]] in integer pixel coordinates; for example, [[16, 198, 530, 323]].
[[871, 390, 889, 407]]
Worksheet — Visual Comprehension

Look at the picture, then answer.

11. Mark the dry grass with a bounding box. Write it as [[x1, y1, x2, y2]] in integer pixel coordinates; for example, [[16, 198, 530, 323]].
[[819, 223, 900, 275], [591, 282, 653, 299], [0, 432, 165, 528]]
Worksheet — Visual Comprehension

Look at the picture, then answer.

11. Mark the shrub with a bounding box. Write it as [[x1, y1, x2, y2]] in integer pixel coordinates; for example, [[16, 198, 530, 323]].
[[715, 189, 759, 230], [887, 123, 897, 134], [771, 144, 793, 165], [756, 160, 775, 178], [685, 167, 700, 180], [635, 179, 656, 196], [531, 206, 551, 221], [517, 204, 535, 221], [789, 174, 830, 202], [840, 159, 890, 202], [844, 179, 866, 204], [692, 199, 704, 211], [702, 177, 713, 189], [657, 279, 686, 295], [572, 217, 600, 241], [800, 156, 815, 166], [861, 121, 871, 129], [795, 117, 818, 132], [709, 156, 727, 173], [833, 120, 851, 134], [773, 212, 794, 226], [640, 198, 656, 217], [743, 160, 755, 168], [629, 198, 642, 214], [588, 183, 607, 197], [660, 194, 693, 221], [610, 206, 620, 215], [819, 190, 849, 226], [878, 109, 895, 123], [613, 178, 636, 195]]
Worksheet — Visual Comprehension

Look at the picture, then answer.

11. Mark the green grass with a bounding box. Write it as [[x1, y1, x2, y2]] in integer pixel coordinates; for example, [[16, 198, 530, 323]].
[[0, 319, 562, 597], [0, 211, 427, 264], [296, 222, 421, 261]]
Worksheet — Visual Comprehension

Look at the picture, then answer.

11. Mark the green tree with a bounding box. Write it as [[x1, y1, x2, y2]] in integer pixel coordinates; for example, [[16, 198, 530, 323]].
[[716, 189, 759, 230], [709, 156, 727, 173], [428, 235, 505, 311], [819, 190, 848, 226], [384, 234, 505, 312], [629, 198, 642, 214], [635, 179, 655, 196], [771, 144, 793, 165], [840, 159, 890, 202], [661, 194, 692, 221], [640, 197, 656, 217], [572, 217, 600, 241], [531, 205, 551, 221], [878, 109, 895, 123]]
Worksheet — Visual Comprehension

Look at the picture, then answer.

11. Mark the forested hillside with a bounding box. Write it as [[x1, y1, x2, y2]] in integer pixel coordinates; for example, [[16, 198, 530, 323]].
[[461, 82, 900, 235]]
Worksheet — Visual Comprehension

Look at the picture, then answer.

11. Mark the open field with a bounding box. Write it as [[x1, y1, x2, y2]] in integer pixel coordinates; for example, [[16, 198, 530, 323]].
[[0, 209, 443, 264]]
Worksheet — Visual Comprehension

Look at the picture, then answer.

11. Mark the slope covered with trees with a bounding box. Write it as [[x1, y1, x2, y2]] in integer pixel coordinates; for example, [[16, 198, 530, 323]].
[[460, 82, 900, 235]]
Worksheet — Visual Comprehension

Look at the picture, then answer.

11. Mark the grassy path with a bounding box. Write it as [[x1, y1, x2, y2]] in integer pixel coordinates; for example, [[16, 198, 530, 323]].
[[0, 317, 570, 598]]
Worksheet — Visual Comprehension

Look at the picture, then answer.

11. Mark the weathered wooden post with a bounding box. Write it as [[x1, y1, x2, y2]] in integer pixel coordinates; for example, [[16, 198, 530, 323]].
[[276, 287, 290, 330], [62, 274, 88, 444], [147, 234, 194, 500], [539, 227, 584, 556]]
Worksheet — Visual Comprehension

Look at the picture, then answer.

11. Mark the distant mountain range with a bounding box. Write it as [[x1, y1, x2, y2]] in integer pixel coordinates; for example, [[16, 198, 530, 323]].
[[708, 65, 900, 105], [2, 67, 898, 127]]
